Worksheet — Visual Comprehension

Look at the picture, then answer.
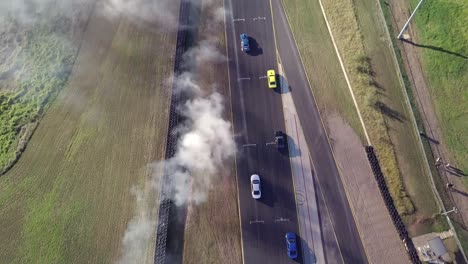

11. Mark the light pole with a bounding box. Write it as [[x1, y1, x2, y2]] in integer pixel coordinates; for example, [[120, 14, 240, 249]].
[[441, 207, 458, 216], [397, 0, 425, 39]]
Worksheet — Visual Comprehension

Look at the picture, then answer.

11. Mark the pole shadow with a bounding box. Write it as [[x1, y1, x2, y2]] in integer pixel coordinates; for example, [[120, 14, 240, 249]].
[[419, 132, 440, 144], [446, 165, 467, 177], [451, 188, 468, 197], [401, 39, 468, 59]]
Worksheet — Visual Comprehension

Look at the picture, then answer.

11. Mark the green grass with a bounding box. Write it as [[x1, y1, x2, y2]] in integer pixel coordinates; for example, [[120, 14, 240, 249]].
[[294, 0, 415, 215], [182, 0, 241, 263], [453, 222, 468, 257], [280, 0, 364, 139], [376, 0, 466, 255], [352, 0, 440, 228], [0, 20, 75, 174], [0, 10, 175, 264], [411, 0, 468, 186]]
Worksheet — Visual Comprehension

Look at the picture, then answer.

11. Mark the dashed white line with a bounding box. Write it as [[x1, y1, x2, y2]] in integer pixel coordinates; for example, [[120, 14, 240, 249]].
[[249, 220, 265, 224]]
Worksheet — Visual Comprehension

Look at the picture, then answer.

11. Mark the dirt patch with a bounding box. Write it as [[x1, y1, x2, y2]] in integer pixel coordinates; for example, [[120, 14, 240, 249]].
[[327, 113, 410, 264]]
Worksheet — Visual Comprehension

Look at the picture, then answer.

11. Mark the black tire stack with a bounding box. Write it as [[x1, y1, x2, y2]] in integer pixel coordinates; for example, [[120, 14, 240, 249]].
[[365, 146, 421, 264]]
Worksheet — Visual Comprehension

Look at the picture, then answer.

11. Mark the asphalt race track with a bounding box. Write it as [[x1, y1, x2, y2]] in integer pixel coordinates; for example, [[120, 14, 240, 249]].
[[225, 0, 301, 263], [269, 0, 368, 262], [224, 0, 368, 263]]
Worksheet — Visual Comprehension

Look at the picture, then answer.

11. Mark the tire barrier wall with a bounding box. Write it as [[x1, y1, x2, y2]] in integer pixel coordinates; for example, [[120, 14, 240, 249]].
[[365, 146, 422, 264], [154, 1, 190, 263]]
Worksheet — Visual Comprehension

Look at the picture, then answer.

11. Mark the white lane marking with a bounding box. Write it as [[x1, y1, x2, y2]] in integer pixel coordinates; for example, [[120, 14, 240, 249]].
[[249, 219, 265, 224], [316, 0, 371, 144], [242, 144, 257, 147], [233, 18, 246, 22], [227, 0, 249, 145], [259, 75, 267, 79], [238, 77, 251, 81], [274, 217, 290, 222], [253, 17, 267, 21], [265, 142, 276, 146]]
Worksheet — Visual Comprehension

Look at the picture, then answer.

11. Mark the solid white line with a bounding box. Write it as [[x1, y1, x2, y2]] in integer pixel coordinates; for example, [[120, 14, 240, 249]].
[[226, 0, 250, 143], [316, 0, 371, 145]]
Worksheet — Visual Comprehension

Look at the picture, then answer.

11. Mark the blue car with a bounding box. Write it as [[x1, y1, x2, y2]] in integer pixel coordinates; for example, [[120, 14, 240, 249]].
[[240, 33, 250, 52], [285, 232, 298, 259]]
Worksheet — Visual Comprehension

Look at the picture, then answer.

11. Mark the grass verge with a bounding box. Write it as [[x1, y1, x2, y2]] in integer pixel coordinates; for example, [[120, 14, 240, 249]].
[[410, 0, 468, 186], [283, 0, 414, 214], [182, 0, 241, 263], [377, 0, 467, 255], [0, 8, 175, 263], [279, 0, 364, 139], [352, 0, 441, 230]]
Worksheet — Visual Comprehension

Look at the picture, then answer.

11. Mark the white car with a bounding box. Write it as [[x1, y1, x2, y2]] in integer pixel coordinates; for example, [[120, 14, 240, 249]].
[[250, 174, 261, 199]]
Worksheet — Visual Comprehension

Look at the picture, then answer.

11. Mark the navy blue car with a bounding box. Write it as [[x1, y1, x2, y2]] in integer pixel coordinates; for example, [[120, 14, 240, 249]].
[[285, 232, 298, 259], [240, 33, 250, 52]]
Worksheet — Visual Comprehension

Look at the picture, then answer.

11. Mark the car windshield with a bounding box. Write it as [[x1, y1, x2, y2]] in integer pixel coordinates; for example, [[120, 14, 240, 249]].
[[253, 180, 260, 184], [254, 191, 260, 195]]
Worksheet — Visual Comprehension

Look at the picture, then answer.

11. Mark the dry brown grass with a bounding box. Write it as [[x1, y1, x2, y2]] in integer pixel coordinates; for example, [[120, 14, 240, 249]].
[[318, 0, 415, 215], [182, 0, 241, 263]]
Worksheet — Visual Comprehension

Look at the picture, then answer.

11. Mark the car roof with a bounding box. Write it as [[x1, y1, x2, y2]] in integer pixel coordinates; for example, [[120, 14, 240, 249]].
[[251, 174, 259, 180]]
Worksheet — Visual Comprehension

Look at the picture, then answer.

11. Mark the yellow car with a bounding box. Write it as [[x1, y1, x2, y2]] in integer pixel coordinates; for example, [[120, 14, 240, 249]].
[[267, 70, 277, 89]]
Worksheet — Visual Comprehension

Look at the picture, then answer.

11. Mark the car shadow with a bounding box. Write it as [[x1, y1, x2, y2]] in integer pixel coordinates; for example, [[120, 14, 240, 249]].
[[274, 74, 291, 94], [258, 177, 277, 207], [247, 36, 263, 56], [293, 233, 306, 263], [285, 134, 301, 157]]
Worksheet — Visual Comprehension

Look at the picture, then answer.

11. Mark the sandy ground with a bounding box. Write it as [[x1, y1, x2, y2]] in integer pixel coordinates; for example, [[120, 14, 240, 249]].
[[327, 114, 410, 264], [387, 0, 468, 230]]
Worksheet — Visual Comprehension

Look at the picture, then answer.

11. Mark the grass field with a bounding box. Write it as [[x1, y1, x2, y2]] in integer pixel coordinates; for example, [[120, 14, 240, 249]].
[[411, 0, 468, 186], [282, 0, 445, 233], [279, 0, 364, 139], [351, 0, 440, 230], [0, 15, 76, 174], [282, 0, 416, 215], [182, 0, 242, 262], [0, 6, 176, 264]]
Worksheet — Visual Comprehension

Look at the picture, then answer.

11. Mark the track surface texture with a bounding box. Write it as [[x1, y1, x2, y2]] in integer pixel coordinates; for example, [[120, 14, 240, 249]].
[[224, 0, 369, 263], [225, 0, 300, 263]]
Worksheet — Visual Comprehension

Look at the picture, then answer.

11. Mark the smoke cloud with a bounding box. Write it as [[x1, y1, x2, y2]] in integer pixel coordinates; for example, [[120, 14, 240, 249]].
[[119, 0, 233, 262], [168, 92, 235, 205], [118, 187, 156, 264], [99, 0, 178, 29]]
